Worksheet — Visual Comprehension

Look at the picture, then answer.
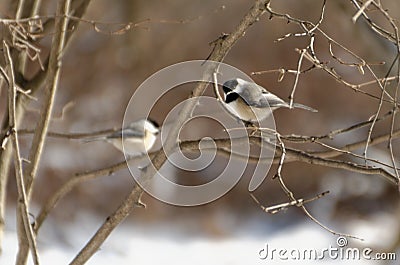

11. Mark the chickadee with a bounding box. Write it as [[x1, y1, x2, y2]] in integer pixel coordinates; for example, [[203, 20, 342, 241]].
[[222, 78, 317, 124], [84, 118, 159, 156]]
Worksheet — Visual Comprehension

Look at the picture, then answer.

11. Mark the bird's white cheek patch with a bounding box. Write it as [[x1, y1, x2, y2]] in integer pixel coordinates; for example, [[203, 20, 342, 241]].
[[144, 133, 157, 152]]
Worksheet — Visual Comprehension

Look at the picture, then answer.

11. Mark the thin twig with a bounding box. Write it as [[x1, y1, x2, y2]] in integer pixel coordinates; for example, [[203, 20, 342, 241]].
[[299, 48, 394, 104], [250, 191, 329, 214], [18, 128, 120, 139], [213, 71, 224, 103], [280, 146, 397, 185], [310, 128, 400, 161], [3, 41, 40, 264], [282, 110, 393, 143], [267, 2, 396, 105], [24, 0, 71, 194], [15, 0, 71, 263], [251, 66, 316, 78], [289, 49, 305, 107], [272, 132, 362, 240], [313, 140, 400, 170], [363, 52, 398, 163], [19, 0, 44, 75], [352, 0, 374, 23], [349, 0, 396, 43], [371, 3, 400, 186]]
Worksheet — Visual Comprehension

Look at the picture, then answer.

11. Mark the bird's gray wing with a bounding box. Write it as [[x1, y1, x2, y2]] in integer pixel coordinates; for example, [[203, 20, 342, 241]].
[[237, 83, 286, 108], [106, 128, 144, 139], [260, 91, 288, 108]]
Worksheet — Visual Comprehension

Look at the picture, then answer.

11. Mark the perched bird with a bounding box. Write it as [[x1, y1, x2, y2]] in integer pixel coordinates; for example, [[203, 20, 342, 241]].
[[222, 78, 317, 124], [84, 118, 159, 156]]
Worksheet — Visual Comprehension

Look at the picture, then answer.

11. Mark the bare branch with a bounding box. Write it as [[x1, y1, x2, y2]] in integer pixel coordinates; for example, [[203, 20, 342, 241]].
[[352, 0, 374, 23], [282, 110, 393, 144], [3, 41, 40, 265], [280, 146, 397, 185], [250, 191, 329, 214], [349, 0, 396, 43], [15, 0, 72, 263], [33, 129, 400, 240], [363, 53, 398, 165], [25, 0, 71, 194], [288, 48, 305, 107]]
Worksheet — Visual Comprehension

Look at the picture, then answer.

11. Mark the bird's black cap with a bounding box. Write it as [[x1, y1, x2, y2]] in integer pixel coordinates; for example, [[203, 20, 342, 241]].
[[147, 118, 160, 129]]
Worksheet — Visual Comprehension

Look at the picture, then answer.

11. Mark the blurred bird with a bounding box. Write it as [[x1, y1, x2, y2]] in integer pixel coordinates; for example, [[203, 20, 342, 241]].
[[84, 118, 159, 156], [222, 78, 317, 124]]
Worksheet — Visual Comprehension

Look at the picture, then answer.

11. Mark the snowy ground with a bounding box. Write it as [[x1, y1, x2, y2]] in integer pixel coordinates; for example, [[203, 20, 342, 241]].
[[1, 209, 398, 265]]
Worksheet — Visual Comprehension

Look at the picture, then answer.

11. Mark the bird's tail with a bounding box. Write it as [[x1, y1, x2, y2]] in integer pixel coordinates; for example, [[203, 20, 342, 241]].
[[292, 103, 318, 112], [82, 136, 106, 143]]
